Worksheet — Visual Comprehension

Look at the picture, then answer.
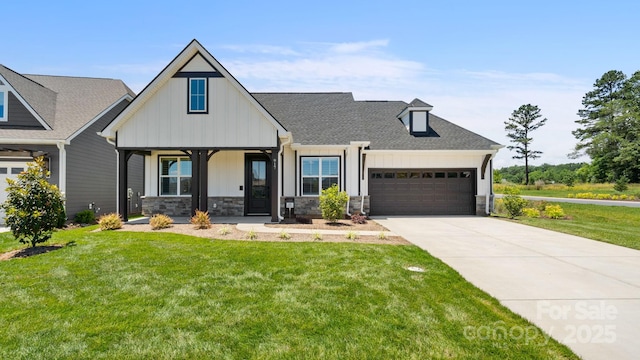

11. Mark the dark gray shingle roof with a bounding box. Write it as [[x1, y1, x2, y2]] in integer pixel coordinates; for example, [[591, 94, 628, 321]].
[[0, 65, 134, 141], [253, 92, 500, 150]]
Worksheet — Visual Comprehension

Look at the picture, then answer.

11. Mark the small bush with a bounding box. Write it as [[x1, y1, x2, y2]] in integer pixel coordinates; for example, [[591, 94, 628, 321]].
[[350, 213, 367, 224], [75, 210, 96, 224], [493, 198, 505, 214], [312, 231, 323, 241], [218, 225, 231, 236], [377, 232, 387, 240], [502, 186, 528, 218], [614, 176, 629, 192], [190, 210, 211, 229], [345, 231, 358, 240], [545, 205, 565, 219], [278, 230, 291, 240], [247, 229, 258, 240], [319, 184, 349, 223], [530, 200, 549, 212], [98, 213, 123, 230], [596, 193, 612, 200], [522, 208, 541, 218], [149, 214, 173, 230]]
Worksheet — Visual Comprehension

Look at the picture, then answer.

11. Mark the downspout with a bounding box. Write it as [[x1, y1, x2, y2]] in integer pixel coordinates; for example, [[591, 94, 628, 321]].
[[277, 134, 292, 221], [345, 147, 351, 216], [105, 137, 119, 216], [56, 141, 67, 202]]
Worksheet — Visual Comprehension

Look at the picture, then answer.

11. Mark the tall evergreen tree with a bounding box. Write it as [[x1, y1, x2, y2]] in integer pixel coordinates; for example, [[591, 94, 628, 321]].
[[504, 104, 548, 185], [572, 70, 640, 182]]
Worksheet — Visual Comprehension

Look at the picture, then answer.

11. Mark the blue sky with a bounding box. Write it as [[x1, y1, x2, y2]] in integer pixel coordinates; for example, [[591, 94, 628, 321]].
[[5, 0, 639, 167]]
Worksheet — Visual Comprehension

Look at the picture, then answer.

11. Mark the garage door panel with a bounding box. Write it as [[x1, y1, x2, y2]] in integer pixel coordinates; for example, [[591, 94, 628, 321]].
[[369, 168, 475, 215]]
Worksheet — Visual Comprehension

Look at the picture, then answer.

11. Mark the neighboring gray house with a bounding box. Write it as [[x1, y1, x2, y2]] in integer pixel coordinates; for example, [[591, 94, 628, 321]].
[[102, 40, 502, 222], [0, 65, 143, 222]]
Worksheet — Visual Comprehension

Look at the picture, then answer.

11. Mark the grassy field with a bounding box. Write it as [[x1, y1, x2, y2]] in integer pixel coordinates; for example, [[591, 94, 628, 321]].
[[0, 227, 577, 359], [497, 202, 640, 250], [494, 183, 640, 198]]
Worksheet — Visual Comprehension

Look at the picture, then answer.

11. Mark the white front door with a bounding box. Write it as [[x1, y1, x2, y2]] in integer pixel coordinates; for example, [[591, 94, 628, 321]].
[[0, 160, 30, 225]]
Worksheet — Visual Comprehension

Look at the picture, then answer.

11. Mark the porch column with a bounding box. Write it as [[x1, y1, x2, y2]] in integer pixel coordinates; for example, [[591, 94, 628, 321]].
[[118, 149, 130, 222], [270, 146, 279, 223], [190, 150, 200, 216], [199, 150, 208, 212]]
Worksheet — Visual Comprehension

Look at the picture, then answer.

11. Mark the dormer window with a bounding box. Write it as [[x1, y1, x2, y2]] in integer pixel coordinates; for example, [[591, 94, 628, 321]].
[[188, 78, 207, 113], [410, 111, 428, 136], [397, 98, 433, 137]]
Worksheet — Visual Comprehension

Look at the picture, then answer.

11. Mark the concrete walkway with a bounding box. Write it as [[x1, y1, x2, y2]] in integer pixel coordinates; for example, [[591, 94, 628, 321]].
[[374, 216, 640, 360]]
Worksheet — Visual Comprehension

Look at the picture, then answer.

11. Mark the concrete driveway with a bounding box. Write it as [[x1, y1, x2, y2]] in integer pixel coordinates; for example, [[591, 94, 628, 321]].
[[374, 216, 640, 360]]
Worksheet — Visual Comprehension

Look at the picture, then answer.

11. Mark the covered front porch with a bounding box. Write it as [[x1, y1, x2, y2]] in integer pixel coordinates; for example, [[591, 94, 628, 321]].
[[117, 146, 280, 223]]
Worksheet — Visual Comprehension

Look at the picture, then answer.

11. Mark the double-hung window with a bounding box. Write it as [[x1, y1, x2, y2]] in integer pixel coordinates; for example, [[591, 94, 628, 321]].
[[188, 78, 207, 113], [301, 157, 339, 196], [160, 157, 192, 196]]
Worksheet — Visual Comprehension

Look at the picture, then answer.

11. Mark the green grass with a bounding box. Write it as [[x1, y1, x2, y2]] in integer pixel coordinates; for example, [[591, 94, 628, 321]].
[[503, 202, 640, 250], [494, 183, 640, 198], [0, 228, 577, 359]]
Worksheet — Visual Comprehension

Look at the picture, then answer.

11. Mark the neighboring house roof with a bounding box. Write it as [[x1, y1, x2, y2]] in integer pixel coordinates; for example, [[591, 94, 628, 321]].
[[0, 64, 134, 142], [253, 92, 500, 150]]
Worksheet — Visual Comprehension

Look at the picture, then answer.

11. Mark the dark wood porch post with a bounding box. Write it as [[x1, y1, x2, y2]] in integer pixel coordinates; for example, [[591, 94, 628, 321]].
[[190, 150, 200, 216], [271, 145, 279, 223], [118, 149, 130, 222], [199, 150, 208, 212]]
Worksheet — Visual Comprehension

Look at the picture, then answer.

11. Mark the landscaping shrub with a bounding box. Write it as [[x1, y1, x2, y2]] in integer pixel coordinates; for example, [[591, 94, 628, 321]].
[[350, 213, 367, 224], [75, 209, 96, 224], [1, 157, 66, 247], [345, 231, 359, 240], [218, 225, 231, 235], [502, 186, 528, 218], [278, 230, 291, 240], [614, 176, 629, 192], [190, 210, 211, 229], [149, 214, 173, 230], [312, 231, 323, 241], [319, 184, 349, 223], [493, 198, 505, 214], [522, 208, 541, 218], [98, 213, 123, 230], [545, 205, 565, 219], [247, 229, 258, 240]]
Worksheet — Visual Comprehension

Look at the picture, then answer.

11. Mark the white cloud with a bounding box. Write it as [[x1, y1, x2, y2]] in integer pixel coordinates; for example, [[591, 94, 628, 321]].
[[220, 44, 300, 56], [329, 39, 389, 53]]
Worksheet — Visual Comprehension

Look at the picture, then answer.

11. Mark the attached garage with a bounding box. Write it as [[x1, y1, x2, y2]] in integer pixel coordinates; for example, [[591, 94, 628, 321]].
[[369, 168, 476, 215], [0, 160, 29, 224]]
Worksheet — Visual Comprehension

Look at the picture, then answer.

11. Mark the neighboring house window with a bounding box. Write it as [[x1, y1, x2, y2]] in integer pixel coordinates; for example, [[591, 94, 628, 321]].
[[0, 90, 7, 121], [301, 157, 339, 196], [188, 78, 207, 113], [160, 157, 192, 196]]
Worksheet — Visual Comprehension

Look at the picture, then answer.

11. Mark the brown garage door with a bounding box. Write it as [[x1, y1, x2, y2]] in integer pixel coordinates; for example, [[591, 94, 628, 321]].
[[369, 169, 476, 215]]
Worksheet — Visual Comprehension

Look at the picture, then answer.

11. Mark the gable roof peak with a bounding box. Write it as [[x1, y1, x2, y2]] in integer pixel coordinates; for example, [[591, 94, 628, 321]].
[[408, 98, 433, 108]]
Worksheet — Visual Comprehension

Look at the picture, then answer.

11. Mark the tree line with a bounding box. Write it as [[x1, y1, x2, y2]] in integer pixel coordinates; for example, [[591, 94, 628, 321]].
[[504, 70, 640, 184]]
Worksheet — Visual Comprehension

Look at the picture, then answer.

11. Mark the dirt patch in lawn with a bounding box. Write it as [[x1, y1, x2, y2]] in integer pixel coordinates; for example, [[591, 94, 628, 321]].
[[0, 245, 64, 261], [265, 218, 389, 231], [117, 223, 409, 245]]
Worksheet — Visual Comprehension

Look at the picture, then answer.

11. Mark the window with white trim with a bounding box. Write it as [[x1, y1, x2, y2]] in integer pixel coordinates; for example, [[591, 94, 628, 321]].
[[301, 157, 339, 196], [188, 78, 207, 113], [160, 157, 192, 196], [0, 89, 7, 121]]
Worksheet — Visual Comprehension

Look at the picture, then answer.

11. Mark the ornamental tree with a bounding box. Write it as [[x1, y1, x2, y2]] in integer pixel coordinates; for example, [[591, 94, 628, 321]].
[[1, 157, 66, 247]]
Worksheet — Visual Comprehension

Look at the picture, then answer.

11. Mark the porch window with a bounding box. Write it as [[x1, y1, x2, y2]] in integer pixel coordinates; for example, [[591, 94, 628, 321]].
[[301, 157, 339, 196], [188, 78, 207, 113], [160, 157, 192, 196]]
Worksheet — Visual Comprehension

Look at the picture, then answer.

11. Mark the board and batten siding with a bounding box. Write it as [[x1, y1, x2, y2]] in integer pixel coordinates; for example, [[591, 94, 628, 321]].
[[66, 100, 144, 217], [116, 77, 278, 149], [364, 151, 491, 196]]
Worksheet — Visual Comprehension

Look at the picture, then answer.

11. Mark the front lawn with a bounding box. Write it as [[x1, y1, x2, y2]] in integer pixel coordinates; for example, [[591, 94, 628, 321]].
[[0, 228, 577, 359], [507, 202, 640, 250]]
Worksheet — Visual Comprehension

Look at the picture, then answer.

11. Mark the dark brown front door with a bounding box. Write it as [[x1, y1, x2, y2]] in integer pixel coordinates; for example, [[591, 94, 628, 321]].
[[245, 154, 271, 215]]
